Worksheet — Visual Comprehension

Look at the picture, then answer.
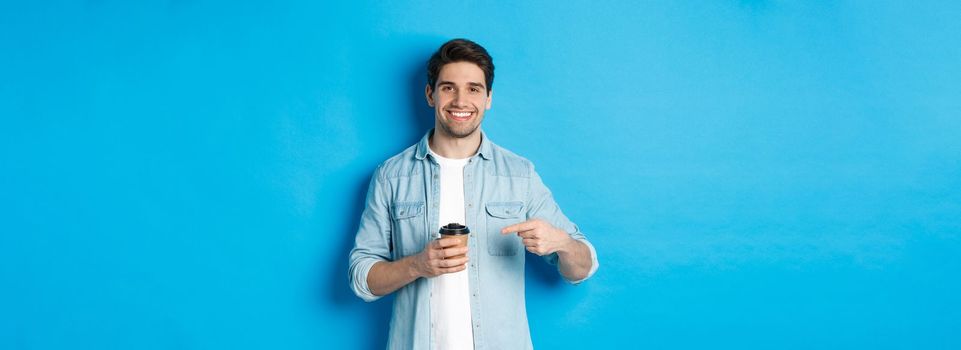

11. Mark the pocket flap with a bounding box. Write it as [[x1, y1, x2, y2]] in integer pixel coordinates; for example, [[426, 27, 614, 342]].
[[392, 202, 424, 220], [485, 201, 525, 218]]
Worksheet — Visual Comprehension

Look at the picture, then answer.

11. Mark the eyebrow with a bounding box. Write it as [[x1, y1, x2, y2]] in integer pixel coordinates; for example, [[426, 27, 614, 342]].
[[437, 80, 487, 89]]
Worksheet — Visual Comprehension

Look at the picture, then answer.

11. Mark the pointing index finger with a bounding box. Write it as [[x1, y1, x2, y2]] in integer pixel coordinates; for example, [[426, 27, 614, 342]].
[[501, 220, 536, 234]]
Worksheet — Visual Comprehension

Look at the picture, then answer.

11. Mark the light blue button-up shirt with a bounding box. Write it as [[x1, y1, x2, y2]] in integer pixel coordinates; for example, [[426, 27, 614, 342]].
[[349, 129, 599, 350]]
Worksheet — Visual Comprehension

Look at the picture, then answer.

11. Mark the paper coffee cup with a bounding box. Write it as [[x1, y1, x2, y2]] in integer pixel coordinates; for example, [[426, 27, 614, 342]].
[[439, 223, 470, 259]]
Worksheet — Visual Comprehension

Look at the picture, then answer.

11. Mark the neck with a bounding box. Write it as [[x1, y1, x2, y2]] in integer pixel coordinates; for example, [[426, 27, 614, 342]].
[[429, 128, 482, 159]]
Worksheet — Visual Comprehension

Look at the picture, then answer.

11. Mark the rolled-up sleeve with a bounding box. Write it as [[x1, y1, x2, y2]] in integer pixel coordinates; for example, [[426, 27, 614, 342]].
[[348, 165, 393, 302], [526, 165, 599, 284]]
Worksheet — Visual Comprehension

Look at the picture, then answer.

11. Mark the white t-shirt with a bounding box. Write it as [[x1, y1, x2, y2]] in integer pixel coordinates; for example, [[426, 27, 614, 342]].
[[429, 148, 474, 350]]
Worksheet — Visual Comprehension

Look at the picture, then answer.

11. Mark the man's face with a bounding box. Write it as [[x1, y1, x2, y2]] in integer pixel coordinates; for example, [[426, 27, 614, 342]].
[[426, 61, 492, 139]]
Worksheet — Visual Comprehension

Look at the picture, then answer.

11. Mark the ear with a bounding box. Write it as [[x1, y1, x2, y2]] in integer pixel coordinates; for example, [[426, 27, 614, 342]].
[[425, 84, 435, 107], [485, 89, 493, 110]]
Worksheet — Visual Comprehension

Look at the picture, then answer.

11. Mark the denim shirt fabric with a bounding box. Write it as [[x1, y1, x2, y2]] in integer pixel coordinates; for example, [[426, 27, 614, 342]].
[[348, 129, 599, 350]]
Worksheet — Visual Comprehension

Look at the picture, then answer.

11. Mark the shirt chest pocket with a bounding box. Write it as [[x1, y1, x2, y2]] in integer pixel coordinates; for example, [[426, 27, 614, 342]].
[[485, 201, 525, 256], [391, 201, 425, 257]]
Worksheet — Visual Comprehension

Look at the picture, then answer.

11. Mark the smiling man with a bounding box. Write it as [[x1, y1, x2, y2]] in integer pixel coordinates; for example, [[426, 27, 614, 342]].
[[348, 38, 599, 350]]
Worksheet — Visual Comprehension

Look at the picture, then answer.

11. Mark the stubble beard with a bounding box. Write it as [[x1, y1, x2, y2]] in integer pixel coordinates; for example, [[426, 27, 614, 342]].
[[438, 116, 481, 139]]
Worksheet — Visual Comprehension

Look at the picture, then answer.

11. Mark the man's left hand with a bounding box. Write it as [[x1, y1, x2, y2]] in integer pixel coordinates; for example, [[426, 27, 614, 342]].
[[501, 219, 575, 256]]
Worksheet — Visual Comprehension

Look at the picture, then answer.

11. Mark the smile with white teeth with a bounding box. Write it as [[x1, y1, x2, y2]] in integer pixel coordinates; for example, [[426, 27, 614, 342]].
[[448, 111, 473, 120]]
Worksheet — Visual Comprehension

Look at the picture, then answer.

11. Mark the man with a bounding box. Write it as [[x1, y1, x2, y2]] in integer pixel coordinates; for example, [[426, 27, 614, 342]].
[[348, 38, 598, 349]]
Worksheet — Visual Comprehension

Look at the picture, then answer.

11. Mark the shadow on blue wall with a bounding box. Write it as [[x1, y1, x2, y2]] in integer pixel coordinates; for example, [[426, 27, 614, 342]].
[[320, 171, 394, 350], [317, 44, 436, 349], [526, 253, 564, 288]]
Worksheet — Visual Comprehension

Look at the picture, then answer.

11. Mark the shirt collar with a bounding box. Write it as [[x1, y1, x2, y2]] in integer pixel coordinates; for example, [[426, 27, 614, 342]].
[[415, 128, 493, 161]]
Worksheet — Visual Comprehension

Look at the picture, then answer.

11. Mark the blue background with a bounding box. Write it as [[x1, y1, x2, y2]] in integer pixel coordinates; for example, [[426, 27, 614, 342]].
[[2, 1, 960, 349]]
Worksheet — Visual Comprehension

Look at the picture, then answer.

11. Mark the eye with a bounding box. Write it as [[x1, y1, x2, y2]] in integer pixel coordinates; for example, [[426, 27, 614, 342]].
[[441, 85, 454, 92], [470, 87, 480, 93]]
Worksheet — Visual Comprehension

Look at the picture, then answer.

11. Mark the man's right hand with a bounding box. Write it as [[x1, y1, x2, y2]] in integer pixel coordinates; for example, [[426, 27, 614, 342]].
[[410, 237, 469, 278], [367, 237, 469, 297]]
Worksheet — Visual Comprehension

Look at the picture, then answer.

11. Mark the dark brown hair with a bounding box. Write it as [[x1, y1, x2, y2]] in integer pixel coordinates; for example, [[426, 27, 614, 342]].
[[426, 38, 494, 95]]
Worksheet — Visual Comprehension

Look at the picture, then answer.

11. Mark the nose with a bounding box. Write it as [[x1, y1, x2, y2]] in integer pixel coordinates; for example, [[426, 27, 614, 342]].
[[451, 90, 468, 107]]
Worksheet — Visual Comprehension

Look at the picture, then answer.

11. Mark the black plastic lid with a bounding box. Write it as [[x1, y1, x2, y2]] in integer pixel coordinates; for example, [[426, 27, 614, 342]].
[[439, 223, 470, 235]]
